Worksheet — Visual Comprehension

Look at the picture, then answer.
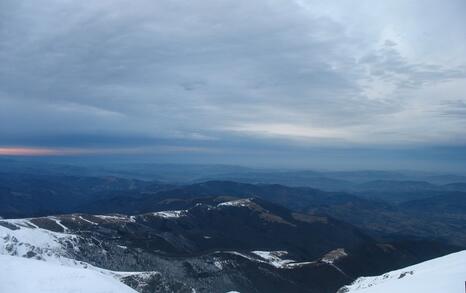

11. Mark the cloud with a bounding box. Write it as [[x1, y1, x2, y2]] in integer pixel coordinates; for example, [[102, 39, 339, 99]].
[[438, 100, 466, 119], [0, 0, 465, 168]]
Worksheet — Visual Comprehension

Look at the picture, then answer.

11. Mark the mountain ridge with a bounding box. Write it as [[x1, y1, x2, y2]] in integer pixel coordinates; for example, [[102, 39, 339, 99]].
[[1, 196, 458, 293]]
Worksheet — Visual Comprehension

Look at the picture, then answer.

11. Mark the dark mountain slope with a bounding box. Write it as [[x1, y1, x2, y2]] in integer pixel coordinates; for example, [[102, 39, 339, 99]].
[[0, 172, 171, 218]]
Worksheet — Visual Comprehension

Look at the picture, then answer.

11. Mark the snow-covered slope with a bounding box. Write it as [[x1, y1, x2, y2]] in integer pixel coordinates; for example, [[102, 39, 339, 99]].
[[0, 217, 160, 292], [338, 250, 466, 293], [0, 218, 79, 262], [0, 254, 137, 293]]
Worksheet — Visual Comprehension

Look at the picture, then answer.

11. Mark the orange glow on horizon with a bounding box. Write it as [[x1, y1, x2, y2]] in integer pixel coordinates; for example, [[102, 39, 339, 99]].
[[0, 147, 60, 156], [0, 146, 215, 156]]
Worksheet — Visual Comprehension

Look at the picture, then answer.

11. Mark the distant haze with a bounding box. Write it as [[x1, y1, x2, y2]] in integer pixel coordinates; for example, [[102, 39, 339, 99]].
[[1, 0, 465, 170]]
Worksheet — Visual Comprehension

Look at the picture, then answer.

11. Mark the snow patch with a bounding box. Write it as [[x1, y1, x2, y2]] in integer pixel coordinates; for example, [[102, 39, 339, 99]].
[[78, 216, 98, 225], [214, 260, 223, 270], [251, 251, 294, 268], [50, 217, 69, 232], [321, 248, 347, 264], [152, 210, 187, 218], [95, 215, 135, 222], [221, 250, 315, 269], [218, 198, 253, 207]]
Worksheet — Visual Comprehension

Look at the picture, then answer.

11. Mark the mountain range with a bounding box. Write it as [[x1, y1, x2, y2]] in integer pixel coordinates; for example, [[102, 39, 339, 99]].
[[1, 160, 465, 292]]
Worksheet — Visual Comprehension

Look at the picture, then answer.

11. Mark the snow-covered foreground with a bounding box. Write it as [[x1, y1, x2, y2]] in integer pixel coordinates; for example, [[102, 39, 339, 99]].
[[339, 250, 466, 293], [0, 254, 137, 293]]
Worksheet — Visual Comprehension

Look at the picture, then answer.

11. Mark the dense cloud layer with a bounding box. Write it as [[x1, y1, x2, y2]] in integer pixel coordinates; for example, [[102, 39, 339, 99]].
[[1, 0, 465, 169]]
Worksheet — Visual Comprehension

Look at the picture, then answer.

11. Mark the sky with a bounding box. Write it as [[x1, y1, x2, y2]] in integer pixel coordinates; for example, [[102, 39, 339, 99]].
[[1, 0, 466, 171]]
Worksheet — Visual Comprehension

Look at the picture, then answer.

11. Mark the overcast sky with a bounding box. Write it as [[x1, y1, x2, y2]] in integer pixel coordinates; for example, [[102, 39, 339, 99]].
[[1, 0, 465, 170]]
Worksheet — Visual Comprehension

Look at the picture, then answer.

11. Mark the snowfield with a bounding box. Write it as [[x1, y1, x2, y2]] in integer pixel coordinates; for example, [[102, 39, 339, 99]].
[[0, 254, 138, 293], [339, 250, 466, 293]]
